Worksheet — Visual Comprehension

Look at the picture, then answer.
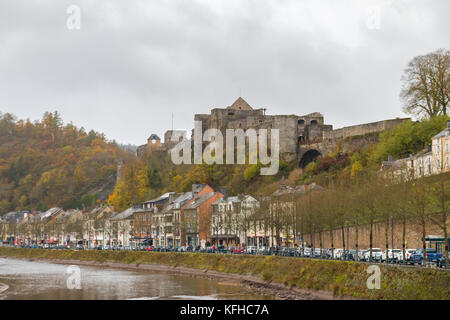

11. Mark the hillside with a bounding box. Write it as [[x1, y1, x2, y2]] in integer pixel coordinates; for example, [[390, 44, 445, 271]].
[[0, 111, 132, 213], [108, 116, 450, 212], [2, 111, 447, 214]]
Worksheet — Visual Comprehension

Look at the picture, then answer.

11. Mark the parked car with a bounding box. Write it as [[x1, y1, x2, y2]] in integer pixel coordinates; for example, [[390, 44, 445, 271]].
[[437, 253, 450, 268], [313, 248, 322, 258], [333, 248, 344, 260], [397, 249, 416, 263], [343, 249, 356, 261], [300, 247, 312, 257], [246, 246, 257, 254], [232, 247, 244, 254], [411, 248, 442, 264], [364, 248, 382, 261], [357, 250, 368, 261], [381, 249, 402, 262], [104, 245, 111, 250]]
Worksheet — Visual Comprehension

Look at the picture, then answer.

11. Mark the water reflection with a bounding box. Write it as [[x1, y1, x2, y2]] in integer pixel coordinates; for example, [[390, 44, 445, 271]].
[[0, 258, 272, 300]]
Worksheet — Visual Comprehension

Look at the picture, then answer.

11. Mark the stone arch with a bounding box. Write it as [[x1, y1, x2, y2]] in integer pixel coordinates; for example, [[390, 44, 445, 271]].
[[299, 149, 321, 168], [310, 120, 318, 125]]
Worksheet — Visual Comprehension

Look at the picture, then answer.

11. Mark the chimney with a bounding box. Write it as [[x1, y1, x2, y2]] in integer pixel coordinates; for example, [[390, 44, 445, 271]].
[[169, 193, 174, 204], [219, 188, 227, 197], [447, 120, 450, 129], [427, 144, 432, 152]]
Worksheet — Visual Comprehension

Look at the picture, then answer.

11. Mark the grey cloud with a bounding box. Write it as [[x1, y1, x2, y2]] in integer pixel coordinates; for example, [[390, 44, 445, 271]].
[[0, 0, 449, 145]]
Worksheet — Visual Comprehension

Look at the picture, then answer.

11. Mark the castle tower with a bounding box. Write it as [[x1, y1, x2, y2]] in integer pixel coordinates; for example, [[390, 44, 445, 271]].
[[228, 97, 253, 110], [147, 134, 162, 152]]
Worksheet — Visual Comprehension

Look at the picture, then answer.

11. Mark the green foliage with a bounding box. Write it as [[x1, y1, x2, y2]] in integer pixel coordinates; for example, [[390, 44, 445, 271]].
[[350, 152, 363, 165], [304, 161, 318, 176], [350, 161, 363, 178], [369, 116, 449, 164], [244, 164, 260, 181]]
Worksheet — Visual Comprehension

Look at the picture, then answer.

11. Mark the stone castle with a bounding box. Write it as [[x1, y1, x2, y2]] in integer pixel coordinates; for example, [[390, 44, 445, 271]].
[[137, 97, 409, 168]]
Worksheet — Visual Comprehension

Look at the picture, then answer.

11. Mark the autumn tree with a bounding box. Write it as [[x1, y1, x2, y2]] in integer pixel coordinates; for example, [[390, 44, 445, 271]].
[[108, 160, 149, 212]]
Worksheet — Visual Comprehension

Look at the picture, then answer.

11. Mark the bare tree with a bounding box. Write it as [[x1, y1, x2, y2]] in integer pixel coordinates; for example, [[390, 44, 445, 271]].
[[401, 48, 449, 118], [408, 177, 432, 266], [429, 173, 450, 265]]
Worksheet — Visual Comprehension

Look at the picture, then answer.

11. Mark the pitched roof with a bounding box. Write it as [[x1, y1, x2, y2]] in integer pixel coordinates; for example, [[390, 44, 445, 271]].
[[144, 192, 176, 204], [184, 192, 218, 210], [228, 97, 253, 111], [272, 183, 324, 197], [148, 134, 161, 141], [162, 192, 193, 212], [111, 207, 135, 220], [432, 125, 450, 139]]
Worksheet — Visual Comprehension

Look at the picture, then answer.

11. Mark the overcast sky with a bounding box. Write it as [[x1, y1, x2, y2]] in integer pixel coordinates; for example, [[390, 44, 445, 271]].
[[0, 0, 449, 145]]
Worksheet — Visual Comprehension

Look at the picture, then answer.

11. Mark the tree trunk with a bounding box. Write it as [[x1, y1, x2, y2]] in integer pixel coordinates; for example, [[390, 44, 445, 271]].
[[319, 231, 323, 259], [330, 229, 334, 259], [355, 221, 359, 262], [422, 218, 427, 267], [385, 218, 389, 265], [369, 221, 373, 262], [402, 217, 406, 265], [444, 217, 448, 267]]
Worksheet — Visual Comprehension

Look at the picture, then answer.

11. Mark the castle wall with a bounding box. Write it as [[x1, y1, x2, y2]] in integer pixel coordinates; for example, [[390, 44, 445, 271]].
[[323, 118, 409, 141]]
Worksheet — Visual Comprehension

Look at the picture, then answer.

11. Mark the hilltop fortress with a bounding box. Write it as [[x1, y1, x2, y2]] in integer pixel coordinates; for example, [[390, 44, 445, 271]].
[[137, 97, 409, 168]]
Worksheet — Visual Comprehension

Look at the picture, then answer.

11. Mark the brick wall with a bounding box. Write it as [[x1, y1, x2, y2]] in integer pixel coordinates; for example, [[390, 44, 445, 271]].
[[305, 215, 449, 250]]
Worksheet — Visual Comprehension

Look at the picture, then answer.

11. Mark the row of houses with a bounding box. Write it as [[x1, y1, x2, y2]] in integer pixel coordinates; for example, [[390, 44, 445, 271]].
[[0, 183, 323, 249], [381, 121, 450, 178]]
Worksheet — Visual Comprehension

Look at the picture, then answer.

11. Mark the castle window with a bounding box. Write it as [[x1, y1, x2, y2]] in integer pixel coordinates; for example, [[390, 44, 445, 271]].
[[228, 112, 234, 116], [298, 119, 305, 125], [310, 120, 318, 125]]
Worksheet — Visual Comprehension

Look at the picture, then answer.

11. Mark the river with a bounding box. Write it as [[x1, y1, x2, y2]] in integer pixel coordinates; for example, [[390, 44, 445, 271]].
[[0, 258, 272, 300]]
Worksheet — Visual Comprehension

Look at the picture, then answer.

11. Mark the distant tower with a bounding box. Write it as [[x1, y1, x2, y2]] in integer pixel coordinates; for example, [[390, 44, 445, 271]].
[[147, 134, 162, 152]]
